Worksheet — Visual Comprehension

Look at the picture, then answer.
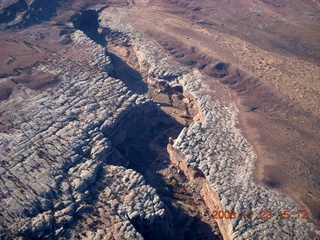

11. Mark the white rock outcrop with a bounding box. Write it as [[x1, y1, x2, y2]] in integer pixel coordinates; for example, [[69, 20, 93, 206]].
[[99, 9, 319, 239], [0, 30, 165, 239]]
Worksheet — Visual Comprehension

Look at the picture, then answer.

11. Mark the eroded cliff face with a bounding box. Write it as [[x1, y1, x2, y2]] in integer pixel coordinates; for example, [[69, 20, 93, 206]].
[[167, 144, 231, 239], [97, 7, 320, 239], [1, 1, 320, 239], [166, 70, 319, 239], [0, 3, 220, 239]]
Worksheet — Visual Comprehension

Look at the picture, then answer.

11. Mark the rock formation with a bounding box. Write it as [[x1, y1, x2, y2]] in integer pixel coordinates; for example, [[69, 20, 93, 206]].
[[0, 1, 319, 239], [98, 8, 319, 239], [0, 30, 166, 239]]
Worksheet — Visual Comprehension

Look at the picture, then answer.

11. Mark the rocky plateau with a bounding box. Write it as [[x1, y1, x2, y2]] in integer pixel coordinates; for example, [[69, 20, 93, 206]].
[[0, 0, 319, 239]]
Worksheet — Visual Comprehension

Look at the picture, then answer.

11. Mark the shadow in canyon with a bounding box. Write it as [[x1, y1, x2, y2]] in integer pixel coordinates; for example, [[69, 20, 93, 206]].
[[71, 9, 106, 46], [107, 51, 148, 94], [2, 0, 59, 29], [72, 8, 219, 239], [113, 109, 220, 240], [71, 9, 148, 94]]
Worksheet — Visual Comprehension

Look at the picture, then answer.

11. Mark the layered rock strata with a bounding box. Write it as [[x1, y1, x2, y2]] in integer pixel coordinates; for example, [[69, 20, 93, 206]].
[[172, 71, 318, 239], [0, 2, 319, 239], [99, 8, 319, 239]]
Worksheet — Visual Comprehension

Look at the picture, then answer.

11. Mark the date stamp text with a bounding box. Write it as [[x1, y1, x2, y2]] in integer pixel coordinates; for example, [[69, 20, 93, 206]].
[[212, 209, 308, 220]]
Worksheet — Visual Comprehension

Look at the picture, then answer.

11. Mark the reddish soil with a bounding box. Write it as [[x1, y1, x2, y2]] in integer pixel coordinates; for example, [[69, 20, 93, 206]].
[[1, 0, 319, 227], [120, 0, 320, 225]]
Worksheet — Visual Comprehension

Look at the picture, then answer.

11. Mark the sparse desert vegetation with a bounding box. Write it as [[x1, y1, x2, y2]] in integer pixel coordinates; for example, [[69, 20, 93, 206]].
[[0, 0, 319, 239]]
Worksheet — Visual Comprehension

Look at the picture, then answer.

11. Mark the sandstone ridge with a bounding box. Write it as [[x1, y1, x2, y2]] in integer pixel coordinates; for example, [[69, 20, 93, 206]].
[[0, 30, 166, 239], [0, 1, 319, 239]]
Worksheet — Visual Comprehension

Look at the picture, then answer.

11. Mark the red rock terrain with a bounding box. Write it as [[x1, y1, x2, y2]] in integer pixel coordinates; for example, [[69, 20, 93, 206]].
[[123, 0, 320, 222], [0, 0, 319, 239]]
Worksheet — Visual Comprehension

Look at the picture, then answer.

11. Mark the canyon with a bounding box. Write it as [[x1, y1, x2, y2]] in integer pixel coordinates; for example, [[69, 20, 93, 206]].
[[0, 0, 319, 239]]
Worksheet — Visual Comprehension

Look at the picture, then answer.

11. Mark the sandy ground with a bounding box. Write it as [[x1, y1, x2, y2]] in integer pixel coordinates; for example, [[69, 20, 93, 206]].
[[114, 0, 320, 224], [1, 0, 319, 231]]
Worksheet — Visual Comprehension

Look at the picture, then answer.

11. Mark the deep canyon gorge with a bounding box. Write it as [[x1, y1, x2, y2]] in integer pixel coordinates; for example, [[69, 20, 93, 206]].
[[0, 0, 320, 239]]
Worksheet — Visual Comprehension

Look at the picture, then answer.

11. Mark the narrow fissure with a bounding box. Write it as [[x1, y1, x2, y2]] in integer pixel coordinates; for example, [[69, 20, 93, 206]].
[[73, 11, 222, 239], [113, 108, 221, 240], [105, 48, 222, 239]]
